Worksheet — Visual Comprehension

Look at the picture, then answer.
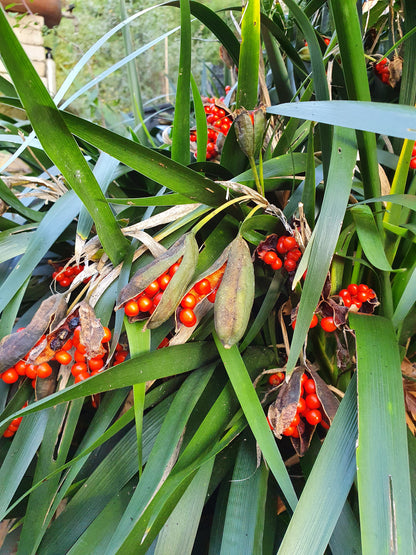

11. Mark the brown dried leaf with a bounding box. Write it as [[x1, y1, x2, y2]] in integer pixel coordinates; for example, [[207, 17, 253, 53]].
[[79, 302, 106, 359], [0, 294, 67, 372], [388, 56, 402, 88], [268, 367, 303, 438]]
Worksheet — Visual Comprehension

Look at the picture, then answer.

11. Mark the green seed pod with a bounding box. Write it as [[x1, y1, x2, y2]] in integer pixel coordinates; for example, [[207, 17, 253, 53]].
[[214, 235, 255, 348], [234, 105, 266, 159], [115, 233, 199, 329]]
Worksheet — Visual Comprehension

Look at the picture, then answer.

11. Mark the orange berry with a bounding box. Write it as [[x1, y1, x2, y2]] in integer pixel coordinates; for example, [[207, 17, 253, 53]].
[[15, 361, 28, 375], [2, 368, 19, 384], [37, 363, 53, 379], [71, 362, 88, 377], [75, 372, 90, 384], [145, 281, 160, 297], [55, 350, 72, 365], [194, 279, 211, 295], [181, 294, 197, 309], [263, 251, 278, 265], [158, 274, 171, 290], [25, 364, 38, 380], [138, 296, 153, 313], [101, 326, 112, 343], [179, 308, 197, 327], [88, 357, 104, 372], [74, 349, 86, 363], [61, 338, 73, 351], [124, 300, 140, 317]]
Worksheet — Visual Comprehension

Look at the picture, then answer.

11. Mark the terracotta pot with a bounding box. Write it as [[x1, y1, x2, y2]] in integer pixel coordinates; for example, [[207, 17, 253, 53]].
[[0, 0, 61, 28]]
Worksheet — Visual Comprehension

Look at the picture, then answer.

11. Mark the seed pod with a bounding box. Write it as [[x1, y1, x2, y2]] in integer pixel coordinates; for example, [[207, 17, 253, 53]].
[[0, 294, 67, 373], [115, 233, 199, 329], [234, 105, 266, 159], [268, 365, 339, 456], [214, 235, 255, 348]]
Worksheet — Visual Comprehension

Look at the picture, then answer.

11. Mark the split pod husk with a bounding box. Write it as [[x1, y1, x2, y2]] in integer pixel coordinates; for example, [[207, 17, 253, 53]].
[[214, 235, 255, 348], [115, 233, 199, 329]]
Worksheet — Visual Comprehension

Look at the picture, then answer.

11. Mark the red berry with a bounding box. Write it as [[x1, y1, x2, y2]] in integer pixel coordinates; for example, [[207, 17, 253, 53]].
[[321, 420, 330, 430], [62, 338, 73, 351], [55, 350, 72, 365], [74, 349, 86, 362], [89, 357, 104, 372], [268, 372, 285, 386], [207, 289, 217, 303], [310, 314, 318, 328], [153, 292, 163, 307], [271, 258, 283, 270], [357, 290, 369, 303], [179, 309, 197, 327], [305, 409, 322, 426], [301, 373, 308, 385], [320, 316, 337, 332], [297, 397, 307, 413], [283, 425, 296, 436], [2, 368, 19, 384], [347, 283, 358, 296], [284, 258, 297, 272], [101, 326, 112, 343], [305, 393, 321, 409], [15, 361, 28, 376], [194, 279, 211, 296], [304, 378, 316, 395], [145, 281, 160, 297], [290, 414, 300, 427], [158, 274, 171, 290], [169, 262, 181, 276], [263, 251, 278, 265], [282, 236, 298, 251], [158, 338, 170, 349], [181, 294, 197, 309], [60, 277, 71, 288], [138, 296, 153, 313], [25, 364, 38, 379], [71, 362, 88, 377], [276, 237, 287, 254], [3, 429, 14, 438], [124, 300, 140, 317], [37, 363, 52, 379], [286, 248, 302, 261], [75, 372, 90, 384]]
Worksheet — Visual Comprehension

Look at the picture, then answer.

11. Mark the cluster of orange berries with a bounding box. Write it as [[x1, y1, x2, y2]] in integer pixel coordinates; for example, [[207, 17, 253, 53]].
[[410, 142, 416, 170], [124, 259, 181, 318], [179, 278, 219, 327], [3, 402, 27, 438], [52, 264, 85, 288], [191, 89, 232, 160], [338, 283, 376, 310], [260, 235, 302, 272], [269, 372, 329, 437], [178, 263, 226, 328], [374, 57, 390, 84]]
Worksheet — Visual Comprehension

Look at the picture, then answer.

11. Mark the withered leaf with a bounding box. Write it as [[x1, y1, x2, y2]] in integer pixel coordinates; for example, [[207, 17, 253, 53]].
[[0, 294, 67, 372], [268, 367, 303, 438], [79, 302, 106, 359], [388, 56, 402, 88]]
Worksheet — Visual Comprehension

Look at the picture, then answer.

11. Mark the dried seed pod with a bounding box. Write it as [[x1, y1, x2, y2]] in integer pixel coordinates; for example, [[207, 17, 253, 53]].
[[268, 365, 339, 456], [115, 233, 199, 329], [214, 235, 255, 348], [0, 294, 67, 373]]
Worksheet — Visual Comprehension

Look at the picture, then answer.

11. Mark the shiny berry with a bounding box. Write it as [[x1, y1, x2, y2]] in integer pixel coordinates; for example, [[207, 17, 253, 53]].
[[2, 368, 19, 384], [347, 283, 358, 296], [297, 397, 307, 413], [55, 350, 72, 365], [124, 300, 139, 317], [138, 296, 153, 313], [271, 258, 283, 270], [37, 363, 53, 379], [268, 372, 285, 386], [145, 281, 160, 297], [305, 409, 322, 426], [194, 279, 211, 295], [25, 365, 38, 379], [305, 393, 321, 409], [179, 309, 197, 327], [71, 362, 88, 377], [284, 258, 297, 272], [283, 236, 298, 251], [263, 251, 278, 265], [320, 316, 337, 332], [304, 378, 316, 395], [158, 274, 171, 290], [181, 294, 197, 309], [101, 327, 112, 343], [89, 357, 104, 372]]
